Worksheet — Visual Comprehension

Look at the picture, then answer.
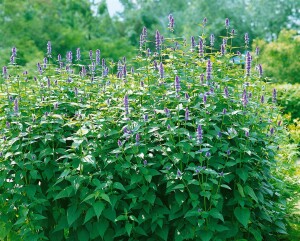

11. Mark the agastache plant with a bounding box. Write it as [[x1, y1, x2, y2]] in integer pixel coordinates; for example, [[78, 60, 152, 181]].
[[47, 41, 52, 57], [206, 59, 212, 81], [124, 95, 129, 115], [168, 14, 174, 31]]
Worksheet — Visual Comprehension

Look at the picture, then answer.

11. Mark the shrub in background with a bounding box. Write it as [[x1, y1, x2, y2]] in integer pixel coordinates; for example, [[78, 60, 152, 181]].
[[253, 29, 300, 84], [0, 17, 288, 240]]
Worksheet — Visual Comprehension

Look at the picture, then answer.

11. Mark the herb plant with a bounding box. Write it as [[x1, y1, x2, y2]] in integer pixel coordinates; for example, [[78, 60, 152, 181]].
[[0, 16, 288, 241]]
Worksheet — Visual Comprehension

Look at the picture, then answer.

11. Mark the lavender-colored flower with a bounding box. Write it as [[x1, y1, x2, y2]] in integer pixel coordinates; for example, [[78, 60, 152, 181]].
[[81, 66, 86, 77], [203, 17, 207, 26], [124, 95, 129, 115], [142, 26, 147, 39], [95, 49, 100, 64], [206, 152, 211, 158], [245, 131, 249, 137], [14, 98, 19, 113], [168, 14, 174, 30], [47, 77, 51, 88], [139, 34, 144, 50], [210, 34, 215, 47], [164, 107, 170, 117], [261, 95, 265, 103], [175, 75, 180, 93], [225, 18, 230, 29], [255, 47, 260, 56], [272, 88, 277, 103], [43, 57, 48, 68], [203, 94, 207, 104], [191, 36, 196, 51], [144, 114, 148, 122], [223, 108, 227, 114], [147, 48, 151, 57], [270, 127, 275, 135], [6, 121, 10, 129], [248, 92, 252, 98], [167, 124, 171, 130], [244, 33, 249, 45], [197, 124, 203, 143], [177, 169, 182, 177], [155, 30, 161, 51], [258, 64, 263, 77], [136, 133, 140, 144], [231, 29, 235, 35], [237, 51, 241, 56], [57, 54, 62, 62], [140, 81, 144, 87], [206, 59, 212, 81], [102, 58, 106, 68], [221, 44, 226, 56], [185, 107, 189, 121], [224, 86, 229, 98], [245, 51, 252, 76], [12, 47, 17, 57], [200, 73, 204, 84], [10, 55, 15, 64], [47, 41, 52, 57], [103, 66, 109, 77], [67, 51, 72, 63], [53, 102, 58, 109], [159, 62, 164, 79], [153, 60, 158, 71], [278, 120, 282, 126], [199, 38, 204, 57], [117, 60, 122, 72], [74, 87, 78, 97], [242, 89, 248, 106], [2, 66, 7, 78], [76, 48, 81, 61], [185, 92, 190, 100], [89, 50, 93, 60], [143, 160, 148, 166], [123, 64, 127, 78], [117, 139, 122, 147]]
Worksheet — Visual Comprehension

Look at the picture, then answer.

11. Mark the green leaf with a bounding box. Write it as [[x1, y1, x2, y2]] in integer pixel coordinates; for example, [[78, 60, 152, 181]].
[[84, 207, 95, 224], [78, 227, 89, 241], [172, 184, 185, 190], [125, 222, 133, 236], [237, 183, 245, 197], [221, 184, 231, 190], [113, 182, 126, 192], [234, 207, 250, 228], [236, 168, 248, 182], [98, 217, 109, 239], [93, 202, 105, 219], [67, 205, 80, 226], [244, 186, 258, 203], [249, 227, 262, 241], [82, 155, 95, 166], [209, 208, 224, 222], [100, 193, 111, 205], [156, 226, 169, 241], [200, 230, 213, 241]]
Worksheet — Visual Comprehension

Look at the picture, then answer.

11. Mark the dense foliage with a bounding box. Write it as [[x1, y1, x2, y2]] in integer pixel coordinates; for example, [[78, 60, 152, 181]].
[[254, 30, 300, 84], [0, 17, 289, 241]]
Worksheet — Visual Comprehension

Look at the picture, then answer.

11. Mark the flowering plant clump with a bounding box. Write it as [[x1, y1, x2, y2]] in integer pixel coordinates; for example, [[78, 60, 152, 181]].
[[0, 16, 288, 241]]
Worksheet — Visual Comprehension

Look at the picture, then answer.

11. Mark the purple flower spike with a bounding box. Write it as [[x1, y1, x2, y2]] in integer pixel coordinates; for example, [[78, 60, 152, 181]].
[[12, 47, 17, 57], [123, 64, 127, 78], [258, 64, 263, 77], [81, 66, 86, 77], [270, 127, 275, 135], [155, 30, 161, 51], [223, 108, 227, 114], [197, 125, 203, 143], [96, 49, 100, 65], [164, 107, 170, 117], [244, 33, 249, 45], [199, 38, 204, 57], [177, 169, 182, 177], [221, 44, 226, 56], [224, 87, 229, 98], [124, 95, 129, 115], [203, 94, 207, 104], [14, 98, 19, 113], [76, 48, 81, 61], [159, 62, 164, 79], [57, 54, 61, 62], [142, 26, 147, 39], [153, 60, 158, 70], [200, 74, 204, 84], [206, 152, 211, 158], [185, 92, 190, 100], [210, 34, 215, 47], [203, 17, 207, 26], [206, 59, 212, 81], [10, 55, 15, 64], [261, 95, 265, 103], [231, 29, 235, 35], [118, 140, 122, 147], [242, 89, 248, 106], [47, 41, 52, 56], [272, 88, 277, 103], [6, 121, 10, 129], [168, 14, 175, 30], [191, 36, 196, 51], [225, 18, 230, 29], [143, 160, 148, 166], [136, 133, 140, 144], [255, 47, 260, 56], [245, 131, 249, 137], [175, 75, 181, 93], [89, 50, 93, 60], [74, 87, 78, 97], [278, 120, 282, 126], [144, 114, 148, 122], [2, 66, 7, 78], [167, 124, 171, 130], [67, 51, 72, 63], [185, 107, 189, 121], [245, 51, 252, 76]]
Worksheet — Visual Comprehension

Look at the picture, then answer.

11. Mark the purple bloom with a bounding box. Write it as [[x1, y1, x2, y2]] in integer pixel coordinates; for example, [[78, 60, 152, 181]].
[[139, 34, 144, 50], [223, 108, 227, 114], [140, 81, 144, 87], [245, 131, 249, 137], [185, 107, 189, 121], [185, 92, 190, 100], [147, 48, 151, 57], [102, 58, 106, 68], [224, 87, 229, 98], [10, 55, 15, 64], [231, 29, 235, 35], [221, 44, 226, 55], [67, 51, 72, 63], [153, 60, 158, 70], [164, 107, 170, 117], [244, 33, 249, 45], [89, 50, 93, 60], [155, 30, 161, 51], [14, 98, 19, 113], [159, 62, 164, 79], [131, 67, 134, 74], [54, 102, 58, 109], [11, 47, 17, 57], [242, 89, 248, 106], [225, 18, 230, 29], [74, 87, 78, 97], [245, 51, 252, 76], [123, 64, 127, 78], [210, 34, 215, 47], [197, 125, 203, 143], [143, 160, 148, 166], [118, 139, 122, 147], [76, 48, 81, 61], [258, 64, 263, 77], [199, 38, 204, 57], [167, 124, 171, 130], [2, 66, 7, 78], [200, 73, 204, 84], [203, 17, 207, 26], [206, 59, 212, 81], [168, 14, 174, 30], [144, 114, 148, 122], [261, 95, 265, 103], [175, 75, 180, 93], [47, 77, 51, 88], [47, 41, 52, 56], [6, 121, 10, 129], [255, 47, 260, 56], [81, 66, 86, 77], [124, 95, 129, 115], [177, 169, 182, 177], [227, 150, 231, 155], [272, 88, 277, 103], [136, 133, 140, 144], [96, 49, 101, 65], [278, 120, 282, 126], [191, 36, 196, 51], [205, 152, 211, 158], [57, 54, 62, 62], [270, 127, 275, 135], [142, 26, 147, 39], [203, 94, 207, 104]]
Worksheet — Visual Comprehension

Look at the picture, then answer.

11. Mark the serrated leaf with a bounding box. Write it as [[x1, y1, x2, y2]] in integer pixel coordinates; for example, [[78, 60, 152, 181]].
[[100, 193, 111, 205], [234, 207, 250, 228], [125, 222, 133, 236], [67, 205, 80, 226], [113, 182, 126, 192], [98, 218, 109, 239], [209, 208, 224, 222], [249, 227, 262, 241], [244, 185, 258, 203], [84, 207, 95, 224]]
